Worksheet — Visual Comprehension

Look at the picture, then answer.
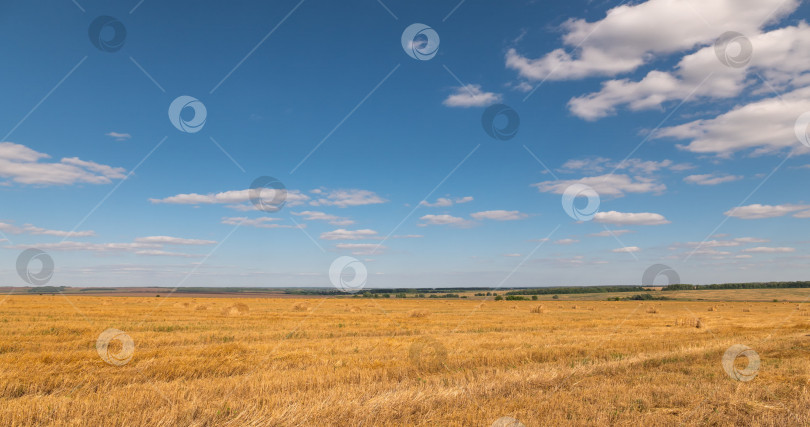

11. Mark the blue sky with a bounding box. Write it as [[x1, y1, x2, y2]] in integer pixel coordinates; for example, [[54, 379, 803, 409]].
[[2, 0, 810, 288]]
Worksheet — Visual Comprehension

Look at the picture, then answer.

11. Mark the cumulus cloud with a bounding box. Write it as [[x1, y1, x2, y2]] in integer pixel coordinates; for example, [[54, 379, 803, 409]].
[[419, 196, 473, 207], [0, 142, 126, 185], [150, 188, 309, 209], [568, 23, 810, 120], [291, 211, 354, 226], [612, 246, 640, 253], [469, 210, 528, 221], [594, 211, 670, 225], [418, 214, 475, 227], [559, 158, 689, 175], [653, 86, 810, 156], [442, 85, 503, 107], [134, 236, 216, 245], [554, 238, 579, 245], [320, 229, 380, 240], [134, 250, 201, 258], [310, 189, 387, 208], [741, 246, 796, 253], [533, 174, 665, 197], [724, 203, 810, 219], [0, 221, 94, 237], [683, 173, 742, 185], [506, 0, 797, 81]]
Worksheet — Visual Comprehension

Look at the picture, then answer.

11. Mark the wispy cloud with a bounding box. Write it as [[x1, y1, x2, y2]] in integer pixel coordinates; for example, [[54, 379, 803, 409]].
[[594, 211, 670, 226], [0, 142, 126, 185], [442, 84, 502, 107], [105, 131, 131, 141]]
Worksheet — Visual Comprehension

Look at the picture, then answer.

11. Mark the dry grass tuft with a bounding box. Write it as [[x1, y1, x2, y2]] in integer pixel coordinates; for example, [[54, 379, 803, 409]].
[[408, 309, 431, 318], [646, 307, 658, 314], [194, 305, 208, 311], [708, 306, 718, 312], [675, 317, 703, 328], [742, 308, 751, 312], [530, 305, 544, 314], [221, 303, 249, 316], [292, 302, 309, 312], [347, 306, 361, 313]]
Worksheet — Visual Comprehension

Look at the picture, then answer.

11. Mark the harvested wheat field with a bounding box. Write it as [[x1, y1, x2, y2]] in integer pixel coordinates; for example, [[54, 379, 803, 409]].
[[1, 294, 809, 426]]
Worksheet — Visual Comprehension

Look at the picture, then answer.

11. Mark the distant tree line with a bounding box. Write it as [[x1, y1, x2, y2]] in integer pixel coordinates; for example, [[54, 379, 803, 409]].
[[663, 281, 810, 291], [506, 286, 646, 296]]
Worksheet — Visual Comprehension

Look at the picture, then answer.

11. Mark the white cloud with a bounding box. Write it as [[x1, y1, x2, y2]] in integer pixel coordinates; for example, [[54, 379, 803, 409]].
[[0, 142, 126, 185], [568, 23, 810, 120], [503, 253, 522, 257], [505, 0, 797, 81], [150, 188, 309, 209], [594, 211, 670, 225], [742, 246, 796, 253], [559, 158, 688, 175], [105, 132, 131, 141], [419, 196, 473, 207], [724, 203, 810, 219], [335, 243, 384, 255], [683, 174, 742, 185], [320, 229, 380, 240], [685, 240, 741, 248], [418, 214, 475, 227], [442, 85, 503, 108], [291, 211, 354, 226], [554, 238, 579, 245], [134, 236, 216, 245], [6, 241, 160, 253], [392, 234, 423, 239], [134, 250, 201, 258], [221, 217, 298, 229], [588, 229, 633, 237], [653, 86, 810, 156], [734, 237, 769, 243], [310, 189, 386, 208], [612, 246, 640, 253], [533, 174, 665, 197], [469, 210, 528, 221], [0, 221, 94, 237]]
